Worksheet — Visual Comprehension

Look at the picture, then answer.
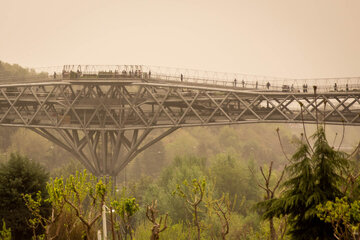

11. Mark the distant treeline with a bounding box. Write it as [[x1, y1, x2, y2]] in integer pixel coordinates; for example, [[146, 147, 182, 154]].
[[0, 61, 47, 82]]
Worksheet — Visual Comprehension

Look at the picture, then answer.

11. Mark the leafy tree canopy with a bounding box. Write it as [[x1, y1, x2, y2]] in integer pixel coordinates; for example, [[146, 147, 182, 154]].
[[0, 153, 49, 239]]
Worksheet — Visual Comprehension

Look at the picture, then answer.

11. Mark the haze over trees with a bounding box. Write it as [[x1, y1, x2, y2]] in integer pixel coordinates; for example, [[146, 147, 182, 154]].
[[0, 61, 360, 239]]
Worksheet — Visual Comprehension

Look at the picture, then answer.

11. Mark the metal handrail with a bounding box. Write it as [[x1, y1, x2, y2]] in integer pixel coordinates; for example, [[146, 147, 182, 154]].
[[0, 64, 359, 93]]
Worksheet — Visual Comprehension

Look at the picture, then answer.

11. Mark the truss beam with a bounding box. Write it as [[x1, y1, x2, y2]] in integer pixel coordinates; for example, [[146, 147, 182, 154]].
[[0, 81, 358, 177]]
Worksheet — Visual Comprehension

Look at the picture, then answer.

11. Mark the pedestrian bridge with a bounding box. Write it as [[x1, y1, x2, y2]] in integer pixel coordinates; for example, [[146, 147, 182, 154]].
[[0, 65, 359, 178]]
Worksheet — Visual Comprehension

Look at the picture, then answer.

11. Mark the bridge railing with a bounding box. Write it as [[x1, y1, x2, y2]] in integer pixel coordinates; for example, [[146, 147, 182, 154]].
[[1, 65, 359, 93], [140, 65, 360, 93], [145, 68, 360, 93]]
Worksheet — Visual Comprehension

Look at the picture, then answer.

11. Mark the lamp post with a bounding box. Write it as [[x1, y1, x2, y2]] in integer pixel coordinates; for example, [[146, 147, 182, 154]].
[[102, 204, 108, 240]]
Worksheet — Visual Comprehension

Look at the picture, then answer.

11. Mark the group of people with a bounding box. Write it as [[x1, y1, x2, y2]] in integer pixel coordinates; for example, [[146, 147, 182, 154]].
[[56, 68, 150, 80], [302, 84, 308, 93], [334, 83, 350, 92], [230, 79, 353, 93], [233, 79, 263, 89], [233, 78, 269, 90]]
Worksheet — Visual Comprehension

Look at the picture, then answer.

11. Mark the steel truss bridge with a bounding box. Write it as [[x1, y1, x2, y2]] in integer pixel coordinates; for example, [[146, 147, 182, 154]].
[[0, 65, 359, 180]]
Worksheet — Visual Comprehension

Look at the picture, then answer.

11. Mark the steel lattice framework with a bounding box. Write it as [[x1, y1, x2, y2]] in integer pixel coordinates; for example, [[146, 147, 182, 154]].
[[0, 73, 359, 179]]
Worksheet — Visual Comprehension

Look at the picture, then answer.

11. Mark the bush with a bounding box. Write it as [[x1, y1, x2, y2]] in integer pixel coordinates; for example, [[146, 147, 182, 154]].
[[0, 153, 49, 239]]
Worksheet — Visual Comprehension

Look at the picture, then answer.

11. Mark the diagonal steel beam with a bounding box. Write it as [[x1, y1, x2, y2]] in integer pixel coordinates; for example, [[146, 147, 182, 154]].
[[0, 88, 27, 124], [231, 93, 261, 120], [262, 95, 291, 120], [175, 90, 204, 124], [205, 92, 233, 123]]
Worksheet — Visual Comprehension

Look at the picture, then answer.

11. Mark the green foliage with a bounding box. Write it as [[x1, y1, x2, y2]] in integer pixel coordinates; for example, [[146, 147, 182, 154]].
[[155, 156, 208, 223], [0, 153, 49, 239], [173, 178, 207, 239], [317, 197, 360, 239], [134, 219, 190, 240], [61, 170, 110, 239], [23, 191, 45, 239], [124, 154, 265, 238], [111, 197, 140, 220], [210, 154, 261, 213], [0, 60, 47, 82], [22, 177, 67, 239], [261, 127, 349, 240], [0, 219, 11, 240], [205, 193, 238, 239], [110, 189, 140, 239], [226, 213, 263, 240]]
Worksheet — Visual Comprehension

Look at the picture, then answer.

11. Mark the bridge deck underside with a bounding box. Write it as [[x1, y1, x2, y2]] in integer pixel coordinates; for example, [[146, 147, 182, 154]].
[[0, 79, 359, 176]]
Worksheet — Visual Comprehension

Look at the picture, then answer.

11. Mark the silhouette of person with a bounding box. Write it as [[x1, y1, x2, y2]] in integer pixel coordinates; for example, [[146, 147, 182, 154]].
[[334, 83, 337, 91], [346, 83, 349, 91], [53, 72, 56, 79], [234, 78, 237, 87], [255, 81, 258, 89], [149, 70, 151, 79], [180, 74, 183, 82], [266, 82, 270, 89], [241, 79, 245, 88]]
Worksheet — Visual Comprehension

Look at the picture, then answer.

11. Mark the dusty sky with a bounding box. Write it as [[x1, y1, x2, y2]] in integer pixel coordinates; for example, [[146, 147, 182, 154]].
[[1, 0, 360, 78]]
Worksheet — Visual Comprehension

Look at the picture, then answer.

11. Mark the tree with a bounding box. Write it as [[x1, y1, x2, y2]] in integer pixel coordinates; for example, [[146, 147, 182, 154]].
[[0, 220, 11, 240], [23, 178, 66, 240], [210, 154, 261, 214], [145, 200, 168, 240], [61, 170, 110, 240], [211, 193, 237, 240], [251, 161, 286, 240], [0, 153, 49, 239], [157, 155, 208, 223], [317, 197, 360, 240], [111, 195, 140, 240], [173, 178, 206, 240], [262, 127, 348, 240]]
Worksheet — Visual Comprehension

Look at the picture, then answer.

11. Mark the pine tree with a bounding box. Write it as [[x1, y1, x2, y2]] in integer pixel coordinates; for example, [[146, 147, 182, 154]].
[[261, 127, 348, 240]]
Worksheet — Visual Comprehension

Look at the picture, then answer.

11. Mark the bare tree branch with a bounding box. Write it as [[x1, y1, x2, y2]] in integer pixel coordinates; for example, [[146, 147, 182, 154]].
[[347, 142, 360, 160], [276, 128, 291, 162], [337, 123, 345, 151], [332, 133, 338, 148], [300, 104, 314, 153]]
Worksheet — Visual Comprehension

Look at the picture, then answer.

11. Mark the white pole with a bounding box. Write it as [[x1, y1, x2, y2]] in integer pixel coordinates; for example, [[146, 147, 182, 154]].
[[102, 204, 108, 240], [97, 230, 102, 240]]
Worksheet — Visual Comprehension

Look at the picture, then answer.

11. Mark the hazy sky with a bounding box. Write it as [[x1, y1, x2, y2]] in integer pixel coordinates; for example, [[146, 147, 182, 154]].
[[1, 0, 360, 78]]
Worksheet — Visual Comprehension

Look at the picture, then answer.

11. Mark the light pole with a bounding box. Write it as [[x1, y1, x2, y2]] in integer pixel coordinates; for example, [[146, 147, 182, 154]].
[[102, 204, 108, 240]]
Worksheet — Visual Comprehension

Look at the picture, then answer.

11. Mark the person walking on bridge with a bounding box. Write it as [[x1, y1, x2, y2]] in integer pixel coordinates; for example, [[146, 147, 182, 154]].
[[234, 78, 237, 87], [180, 74, 183, 82], [241, 79, 245, 88], [266, 82, 270, 90], [303, 84, 308, 93]]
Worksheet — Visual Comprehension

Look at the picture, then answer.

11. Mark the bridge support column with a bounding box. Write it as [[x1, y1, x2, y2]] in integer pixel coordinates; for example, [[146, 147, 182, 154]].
[[30, 127, 178, 181]]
